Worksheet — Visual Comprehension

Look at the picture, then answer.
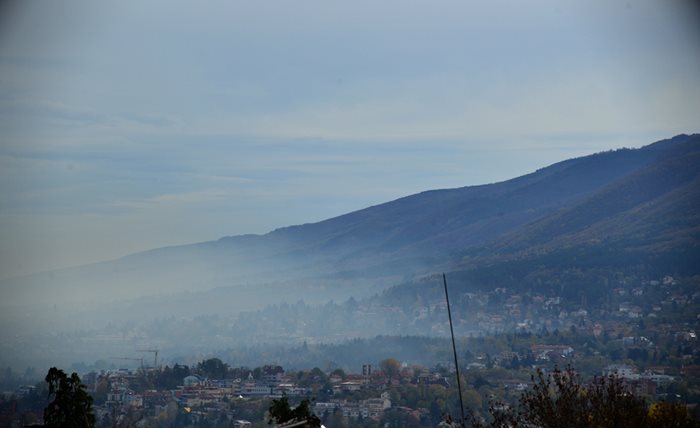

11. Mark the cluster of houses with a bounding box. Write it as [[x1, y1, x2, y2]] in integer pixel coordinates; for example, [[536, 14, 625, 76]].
[[603, 364, 677, 398], [439, 275, 699, 336], [82, 364, 403, 426], [87, 365, 307, 409], [313, 392, 392, 419]]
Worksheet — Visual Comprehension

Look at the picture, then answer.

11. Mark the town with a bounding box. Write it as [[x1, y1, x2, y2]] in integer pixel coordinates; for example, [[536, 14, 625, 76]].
[[2, 273, 699, 426]]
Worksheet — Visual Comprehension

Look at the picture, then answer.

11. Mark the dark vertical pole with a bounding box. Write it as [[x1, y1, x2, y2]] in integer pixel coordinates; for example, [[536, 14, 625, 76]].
[[443, 272, 465, 427]]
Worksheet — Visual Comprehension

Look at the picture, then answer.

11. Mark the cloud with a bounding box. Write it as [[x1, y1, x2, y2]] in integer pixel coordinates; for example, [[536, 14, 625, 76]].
[[182, 67, 700, 144]]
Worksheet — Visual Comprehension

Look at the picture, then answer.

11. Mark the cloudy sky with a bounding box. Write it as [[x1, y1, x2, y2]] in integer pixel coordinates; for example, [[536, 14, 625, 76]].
[[0, 0, 698, 279]]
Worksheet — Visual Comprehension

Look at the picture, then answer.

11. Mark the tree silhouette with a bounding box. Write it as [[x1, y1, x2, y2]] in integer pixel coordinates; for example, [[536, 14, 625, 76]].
[[473, 366, 697, 428], [197, 357, 228, 379], [268, 396, 320, 427], [43, 367, 95, 428]]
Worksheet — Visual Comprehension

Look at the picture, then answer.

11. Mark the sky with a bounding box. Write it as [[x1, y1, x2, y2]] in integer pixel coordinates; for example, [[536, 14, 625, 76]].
[[0, 0, 699, 280]]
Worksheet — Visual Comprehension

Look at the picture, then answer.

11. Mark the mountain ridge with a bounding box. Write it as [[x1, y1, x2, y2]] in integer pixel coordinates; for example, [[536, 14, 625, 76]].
[[478, 139, 700, 257], [2, 133, 698, 311]]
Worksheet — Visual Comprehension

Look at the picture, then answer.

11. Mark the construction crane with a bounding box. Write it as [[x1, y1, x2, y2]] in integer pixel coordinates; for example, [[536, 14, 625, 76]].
[[137, 349, 159, 368]]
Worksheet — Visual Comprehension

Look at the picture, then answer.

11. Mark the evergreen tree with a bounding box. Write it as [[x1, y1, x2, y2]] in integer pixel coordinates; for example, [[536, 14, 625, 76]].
[[43, 367, 95, 428]]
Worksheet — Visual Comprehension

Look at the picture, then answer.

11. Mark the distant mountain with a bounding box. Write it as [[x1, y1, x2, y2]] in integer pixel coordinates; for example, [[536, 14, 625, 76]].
[[415, 134, 700, 306], [460, 135, 700, 267], [212, 134, 699, 278], [3, 134, 699, 313]]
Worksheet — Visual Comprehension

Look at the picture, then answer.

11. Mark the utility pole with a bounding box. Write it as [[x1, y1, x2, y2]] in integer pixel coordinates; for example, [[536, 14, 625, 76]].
[[443, 273, 465, 427]]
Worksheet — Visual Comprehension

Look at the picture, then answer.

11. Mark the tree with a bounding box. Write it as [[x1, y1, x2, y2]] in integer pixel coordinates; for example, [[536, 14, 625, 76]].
[[330, 368, 347, 380], [197, 358, 228, 379], [268, 396, 321, 427], [43, 367, 95, 428], [268, 396, 296, 424], [380, 358, 401, 378], [472, 366, 698, 428], [647, 402, 698, 428]]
